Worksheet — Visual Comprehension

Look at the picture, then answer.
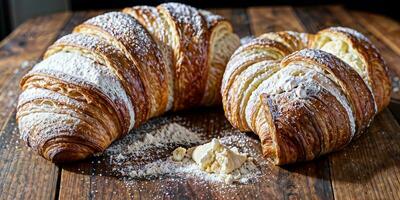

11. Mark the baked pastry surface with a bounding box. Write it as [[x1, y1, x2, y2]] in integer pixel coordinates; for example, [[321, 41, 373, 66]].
[[221, 28, 390, 165], [17, 3, 240, 162]]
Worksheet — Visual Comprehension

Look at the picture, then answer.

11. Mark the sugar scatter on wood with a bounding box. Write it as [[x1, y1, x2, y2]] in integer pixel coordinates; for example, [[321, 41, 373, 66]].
[[102, 117, 269, 186]]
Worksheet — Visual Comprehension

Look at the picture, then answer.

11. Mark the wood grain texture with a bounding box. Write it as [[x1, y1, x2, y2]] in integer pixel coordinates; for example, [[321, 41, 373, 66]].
[[0, 6, 399, 200], [294, 6, 400, 200], [0, 12, 71, 200], [248, 6, 304, 34], [330, 110, 400, 200], [352, 11, 400, 57]]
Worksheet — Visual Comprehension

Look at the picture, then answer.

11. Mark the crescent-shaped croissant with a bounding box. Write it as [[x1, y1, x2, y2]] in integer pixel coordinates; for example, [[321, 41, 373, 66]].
[[221, 28, 390, 165], [17, 3, 240, 162]]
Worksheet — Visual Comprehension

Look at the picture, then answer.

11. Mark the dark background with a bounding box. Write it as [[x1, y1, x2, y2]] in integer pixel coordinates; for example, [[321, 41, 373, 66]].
[[0, 0, 399, 40]]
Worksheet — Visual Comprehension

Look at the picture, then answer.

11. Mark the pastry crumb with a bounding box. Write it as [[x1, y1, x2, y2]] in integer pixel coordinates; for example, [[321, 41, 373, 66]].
[[172, 147, 187, 161]]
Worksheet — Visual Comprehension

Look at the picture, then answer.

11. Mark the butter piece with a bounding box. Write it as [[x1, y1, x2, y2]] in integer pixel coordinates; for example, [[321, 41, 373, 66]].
[[172, 147, 187, 161], [192, 139, 247, 174]]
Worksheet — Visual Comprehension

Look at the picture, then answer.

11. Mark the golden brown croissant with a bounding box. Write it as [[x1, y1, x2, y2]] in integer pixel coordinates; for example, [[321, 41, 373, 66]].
[[17, 3, 240, 162], [221, 28, 390, 165]]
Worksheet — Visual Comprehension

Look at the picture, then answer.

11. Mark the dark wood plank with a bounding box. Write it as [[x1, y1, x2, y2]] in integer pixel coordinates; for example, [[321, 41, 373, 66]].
[[209, 8, 252, 38], [0, 12, 72, 200], [248, 6, 304, 34], [247, 6, 334, 200], [294, 6, 400, 200], [351, 11, 400, 58], [330, 110, 400, 200]]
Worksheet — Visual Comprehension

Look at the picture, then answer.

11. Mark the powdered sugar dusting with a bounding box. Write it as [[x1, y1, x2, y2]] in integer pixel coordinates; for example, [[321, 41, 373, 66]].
[[53, 33, 117, 55], [18, 87, 84, 109], [160, 3, 206, 38], [104, 120, 267, 184], [18, 111, 81, 146], [222, 33, 370, 160], [29, 52, 135, 129], [199, 9, 224, 28], [330, 26, 371, 43], [82, 12, 153, 59], [106, 123, 205, 159], [286, 64, 356, 139], [126, 5, 175, 112]]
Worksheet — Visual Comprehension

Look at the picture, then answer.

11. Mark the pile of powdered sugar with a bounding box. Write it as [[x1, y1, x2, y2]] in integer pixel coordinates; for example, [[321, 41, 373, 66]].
[[104, 119, 267, 184]]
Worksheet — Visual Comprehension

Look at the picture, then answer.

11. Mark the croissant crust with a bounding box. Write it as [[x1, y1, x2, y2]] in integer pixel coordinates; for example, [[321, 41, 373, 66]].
[[17, 3, 240, 162], [222, 29, 390, 165]]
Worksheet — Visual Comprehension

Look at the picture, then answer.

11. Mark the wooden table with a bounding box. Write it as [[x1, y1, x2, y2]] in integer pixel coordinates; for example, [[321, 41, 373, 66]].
[[1, 5, 400, 200]]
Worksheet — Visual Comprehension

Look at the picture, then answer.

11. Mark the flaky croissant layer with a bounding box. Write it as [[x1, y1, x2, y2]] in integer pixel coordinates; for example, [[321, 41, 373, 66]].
[[222, 28, 390, 165], [17, 3, 240, 162]]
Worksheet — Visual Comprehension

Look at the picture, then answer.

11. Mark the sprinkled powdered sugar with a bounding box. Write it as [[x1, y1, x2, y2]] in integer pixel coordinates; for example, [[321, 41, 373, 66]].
[[130, 6, 161, 34], [18, 112, 81, 144], [330, 26, 371, 43], [53, 33, 118, 55], [106, 122, 205, 158], [29, 52, 136, 129], [104, 121, 266, 184], [18, 87, 84, 109], [83, 12, 152, 57], [160, 3, 206, 37], [81, 11, 168, 117], [242, 62, 355, 139], [199, 9, 224, 28], [296, 48, 379, 112], [127, 5, 175, 112], [287, 64, 356, 138], [229, 60, 279, 128], [81, 11, 165, 70]]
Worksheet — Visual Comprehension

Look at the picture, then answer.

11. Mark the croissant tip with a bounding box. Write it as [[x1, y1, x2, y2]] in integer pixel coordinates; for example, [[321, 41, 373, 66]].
[[42, 142, 97, 163], [48, 150, 90, 163]]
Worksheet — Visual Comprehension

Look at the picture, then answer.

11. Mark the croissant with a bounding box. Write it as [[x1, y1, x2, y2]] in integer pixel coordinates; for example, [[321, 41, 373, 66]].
[[17, 3, 240, 162], [221, 28, 391, 165]]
